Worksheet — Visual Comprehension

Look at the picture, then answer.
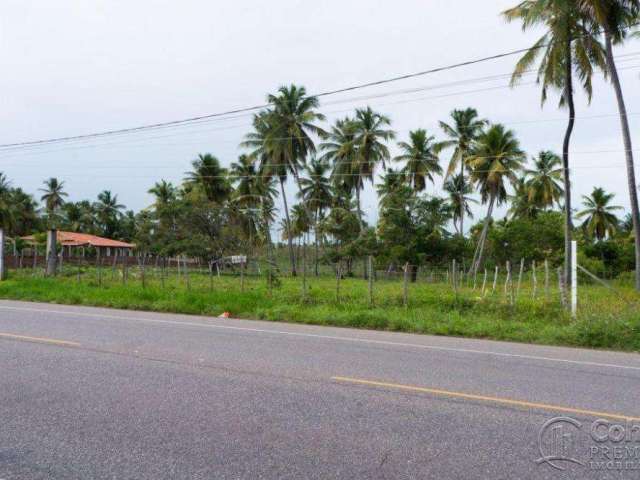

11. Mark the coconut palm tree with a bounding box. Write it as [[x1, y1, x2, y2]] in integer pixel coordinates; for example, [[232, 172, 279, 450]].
[[508, 176, 541, 219], [299, 157, 333, 275], [579, 0, 640, 289], [350, 107, 395, 228], [439, 108, 486, 236], [95, 191, 125, 238], [321, 117, 359, 213], [242, 111, 297, 275], [576, 187, 624, 240], [185, 153, 231, 204], [394, 129, 443, 193], [376, 168, 407, 209], [148, 180, 177, 208], [39, 177, 68, 226], [524, 150, 564, 208], [468, 124, 526, 274], [443, 173, 477, 234], [504, 0, 606, 286]]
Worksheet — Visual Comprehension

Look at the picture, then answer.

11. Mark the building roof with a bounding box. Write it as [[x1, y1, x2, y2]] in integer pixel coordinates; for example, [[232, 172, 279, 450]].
[[23, 231, 135, 249]]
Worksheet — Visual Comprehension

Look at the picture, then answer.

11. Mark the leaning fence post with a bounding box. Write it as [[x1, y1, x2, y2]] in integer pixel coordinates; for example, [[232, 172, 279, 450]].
[[492, 266, 499, 294], [481, 268, 488, 297]]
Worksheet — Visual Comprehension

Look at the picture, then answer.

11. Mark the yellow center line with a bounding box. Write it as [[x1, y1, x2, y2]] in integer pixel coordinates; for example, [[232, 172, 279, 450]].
[[0, 332, 81, 347], [332, 376, 640, 422]]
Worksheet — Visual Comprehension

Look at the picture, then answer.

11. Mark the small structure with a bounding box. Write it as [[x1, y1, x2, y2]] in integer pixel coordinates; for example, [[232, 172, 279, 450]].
[[23, 231, 135, 257]]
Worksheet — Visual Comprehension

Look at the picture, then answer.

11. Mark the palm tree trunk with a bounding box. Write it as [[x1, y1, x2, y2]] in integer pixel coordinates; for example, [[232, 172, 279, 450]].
[[562, 42, 575, 290], [474, 195, 496, 274], [279, 177, 296, 276], [355, 184, 363, 229], [605, 32, 640, 291]]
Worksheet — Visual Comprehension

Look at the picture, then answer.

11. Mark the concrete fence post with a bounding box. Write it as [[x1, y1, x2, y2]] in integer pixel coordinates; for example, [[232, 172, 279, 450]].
[[45, 229, 57, 277]]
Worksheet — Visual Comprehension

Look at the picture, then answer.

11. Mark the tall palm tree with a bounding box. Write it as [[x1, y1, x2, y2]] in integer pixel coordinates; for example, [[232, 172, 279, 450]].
[[185, 153, 231, 204], [321, 117, 359, 209], [576, 187, 624, 240], [376, 168, 407, 209], [299, 157, 333, 275], [242, 111, 297, 275], [439, 108, 486, 236], [468, 124, 526, 274], [39, 177, 68, 225], [148, 180, 176, 207], [524, 150, 564, 208], [95, 190, 125, 238], [350, 106, 395, 228], [394, 129, 443, 193], [508, 176, 541, 219], [504, 0, 606, 286], [443, 173, 477, 234], [579, 0, 640, 289]]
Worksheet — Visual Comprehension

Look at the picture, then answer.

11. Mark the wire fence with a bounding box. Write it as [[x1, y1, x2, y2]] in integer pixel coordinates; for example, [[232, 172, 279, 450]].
[[4, 249, 636, 317]]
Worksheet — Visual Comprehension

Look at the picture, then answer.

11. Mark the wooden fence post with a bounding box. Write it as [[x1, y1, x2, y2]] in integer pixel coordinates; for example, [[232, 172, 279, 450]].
[[481, 268, 488, 297], [492, 266, 499, 294], [516, 258, 525, 299], [403, 262, 409, 307], [335, 264, 341, 303], [368, 256, 374, 307], [531, 261, 537, 299]]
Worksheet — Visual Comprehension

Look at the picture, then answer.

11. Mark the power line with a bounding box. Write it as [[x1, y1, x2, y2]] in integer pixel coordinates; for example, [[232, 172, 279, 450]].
[[2, 60, 640, 160], [3, 23, 637, 150]]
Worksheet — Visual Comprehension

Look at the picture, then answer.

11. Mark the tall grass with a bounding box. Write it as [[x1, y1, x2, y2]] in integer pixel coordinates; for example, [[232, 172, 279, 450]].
[[0, 267, 638, 352]]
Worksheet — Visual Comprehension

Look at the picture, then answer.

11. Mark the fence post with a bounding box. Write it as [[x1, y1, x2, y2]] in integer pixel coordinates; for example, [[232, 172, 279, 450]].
[[403, 262, 409, 307], [516, 258, 524, 299], [481, 268, 488, 297], [301, 243, 307, 301], [492, 266, 499, 294], [240, 259, 245, 293], [531, 261, 537, 299], [504, 261, 510, 300], [557, 267, 567, 308], [0, 228, 5, 281], [368, 256, 374, 307], [571, 240, 577, 318], [335, 263, 341, 303], [544, 259, 550, 302]]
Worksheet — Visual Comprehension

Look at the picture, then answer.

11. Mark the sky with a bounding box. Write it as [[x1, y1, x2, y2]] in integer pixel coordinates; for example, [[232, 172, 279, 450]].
[[2, 0, 639, 234]]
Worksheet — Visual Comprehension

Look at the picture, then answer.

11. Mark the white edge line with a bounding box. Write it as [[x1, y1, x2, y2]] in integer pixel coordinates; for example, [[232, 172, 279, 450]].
[[0, 304, 639, 372]]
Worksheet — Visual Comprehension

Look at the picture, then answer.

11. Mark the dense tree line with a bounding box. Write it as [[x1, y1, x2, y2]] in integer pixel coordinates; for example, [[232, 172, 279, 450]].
[[0, 0, 638, 290]]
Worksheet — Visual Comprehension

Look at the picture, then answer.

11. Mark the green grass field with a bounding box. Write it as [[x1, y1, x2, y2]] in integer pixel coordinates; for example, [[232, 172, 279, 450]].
[[0, 267, 638, 352]]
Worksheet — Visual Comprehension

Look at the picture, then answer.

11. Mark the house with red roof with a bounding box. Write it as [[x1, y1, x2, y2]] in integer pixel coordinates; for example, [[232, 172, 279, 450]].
[[22, 231, 135, 257]]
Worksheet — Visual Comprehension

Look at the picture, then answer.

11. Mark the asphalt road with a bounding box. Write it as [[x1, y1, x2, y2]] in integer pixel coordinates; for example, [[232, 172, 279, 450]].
[[1, 300, 640, 479]]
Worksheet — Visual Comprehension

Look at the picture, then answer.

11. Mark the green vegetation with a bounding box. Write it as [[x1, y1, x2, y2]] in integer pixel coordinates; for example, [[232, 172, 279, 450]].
[[1, 268, 638, 352]]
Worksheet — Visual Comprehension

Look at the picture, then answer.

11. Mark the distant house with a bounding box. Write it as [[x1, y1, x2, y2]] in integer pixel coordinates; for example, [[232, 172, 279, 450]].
[[22, 231, 135, 257]]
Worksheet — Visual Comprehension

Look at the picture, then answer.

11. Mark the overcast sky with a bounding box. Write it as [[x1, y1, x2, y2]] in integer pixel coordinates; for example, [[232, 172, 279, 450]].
[[2, 0, 639, 233]]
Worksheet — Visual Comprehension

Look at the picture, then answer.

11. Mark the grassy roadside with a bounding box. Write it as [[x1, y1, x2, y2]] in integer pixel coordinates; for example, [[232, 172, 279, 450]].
[[0, 270, 638, 352]]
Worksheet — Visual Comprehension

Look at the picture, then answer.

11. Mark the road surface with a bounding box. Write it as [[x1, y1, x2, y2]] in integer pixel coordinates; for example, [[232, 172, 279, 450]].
[[1, 299, 640, 479]]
